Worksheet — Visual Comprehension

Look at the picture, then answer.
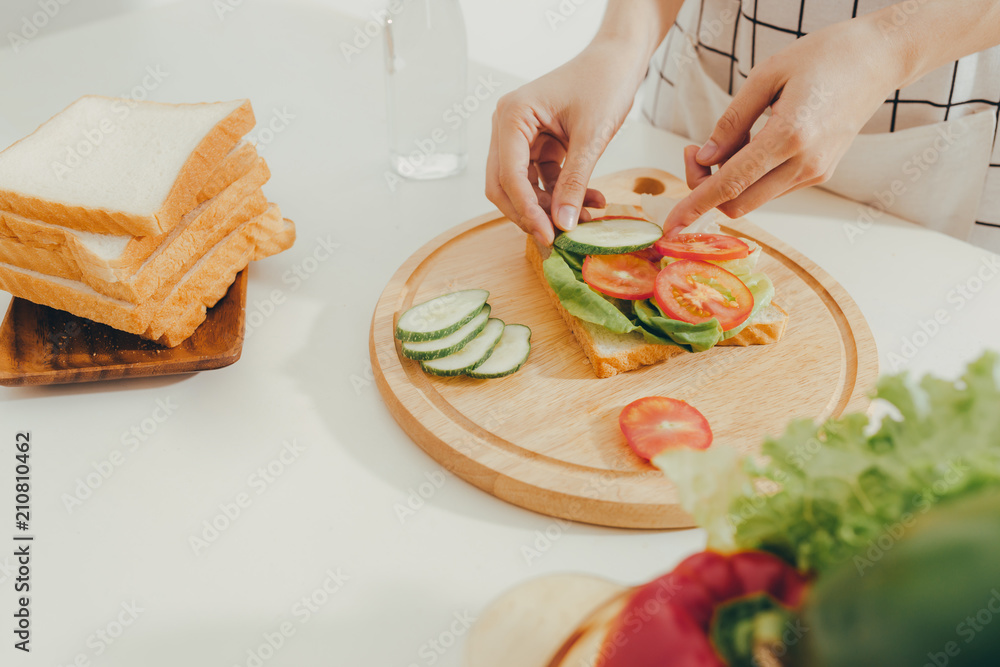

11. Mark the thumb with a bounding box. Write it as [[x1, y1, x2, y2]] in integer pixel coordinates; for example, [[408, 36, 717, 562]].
[[551, 131, 607, 231], [696, 72, 776, 166]]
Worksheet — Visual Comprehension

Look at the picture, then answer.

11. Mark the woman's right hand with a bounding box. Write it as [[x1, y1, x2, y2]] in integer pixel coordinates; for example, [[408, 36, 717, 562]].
[[485, 38, 649, 246]]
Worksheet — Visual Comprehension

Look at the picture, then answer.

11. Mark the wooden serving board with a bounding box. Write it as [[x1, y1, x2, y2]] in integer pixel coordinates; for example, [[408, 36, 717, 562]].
[[0, 269, 247, 386], [370, 169, 878, 529]]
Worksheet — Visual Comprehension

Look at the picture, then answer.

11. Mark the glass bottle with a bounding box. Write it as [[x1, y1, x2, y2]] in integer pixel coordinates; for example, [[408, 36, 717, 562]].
[[384, 0, 468, 180]]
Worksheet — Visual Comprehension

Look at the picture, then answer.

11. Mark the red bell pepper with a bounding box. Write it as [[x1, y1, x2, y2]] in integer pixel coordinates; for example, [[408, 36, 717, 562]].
[[595, 551, 809, 667]]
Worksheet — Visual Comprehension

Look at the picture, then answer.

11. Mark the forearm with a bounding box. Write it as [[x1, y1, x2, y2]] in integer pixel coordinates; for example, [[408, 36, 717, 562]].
[[874, 0, 1000, 87], [589, 0, 684, 74]]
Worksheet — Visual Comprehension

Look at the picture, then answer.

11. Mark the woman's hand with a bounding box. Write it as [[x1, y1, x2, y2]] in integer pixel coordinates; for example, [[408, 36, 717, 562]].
[[664, 14, 909, 234], [486, 39, 648, 245], [486, 0, 681, 245]]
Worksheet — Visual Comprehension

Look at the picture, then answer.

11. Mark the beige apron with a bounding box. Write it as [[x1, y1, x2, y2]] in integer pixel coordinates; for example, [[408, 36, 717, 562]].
[[654, 34, 998, 243]]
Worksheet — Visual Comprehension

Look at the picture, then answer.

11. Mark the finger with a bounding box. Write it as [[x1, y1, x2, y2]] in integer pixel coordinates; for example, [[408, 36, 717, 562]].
[[486, 116, 522, 226], [532, 133, 605, 213], [527, 161, 541, 190], [535, 167, 601, 219], [717, 160, 829, 219], [532, 183, 553, 213], [683, 136, 749, 191], [488, 116, 553, 246], [551, 130, 608, 231], [683, 144, 712, 191], [696, 70, 779, 167], [536, 155, 565, 194], [496, 115, 555, 244], [664, 125, 797, 231], [536, 153, 605, 210], [715, 160, 809, 219], [583, 188, 606, 209]]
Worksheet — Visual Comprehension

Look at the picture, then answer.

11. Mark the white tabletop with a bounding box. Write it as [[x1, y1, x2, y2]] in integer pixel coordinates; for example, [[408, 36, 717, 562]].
[[0, 3, 998, 666]]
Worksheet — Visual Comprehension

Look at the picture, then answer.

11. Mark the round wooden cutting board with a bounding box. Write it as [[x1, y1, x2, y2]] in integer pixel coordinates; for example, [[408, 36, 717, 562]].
[[370, 168, 878, 529]]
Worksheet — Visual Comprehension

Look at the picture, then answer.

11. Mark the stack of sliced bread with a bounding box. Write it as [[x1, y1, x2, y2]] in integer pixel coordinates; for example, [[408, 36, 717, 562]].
[[0, 96, 295, 347]]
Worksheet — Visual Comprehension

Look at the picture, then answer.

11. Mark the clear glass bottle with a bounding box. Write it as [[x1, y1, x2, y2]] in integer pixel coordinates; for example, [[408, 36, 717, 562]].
[[384, 0, 468, 180]]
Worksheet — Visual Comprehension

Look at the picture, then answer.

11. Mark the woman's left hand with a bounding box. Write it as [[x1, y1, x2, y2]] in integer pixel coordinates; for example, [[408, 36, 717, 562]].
[[664, 13, 907, 233]]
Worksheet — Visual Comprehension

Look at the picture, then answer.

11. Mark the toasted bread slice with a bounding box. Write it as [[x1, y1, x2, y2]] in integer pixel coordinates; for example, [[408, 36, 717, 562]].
[[526, 237, 787, 378]]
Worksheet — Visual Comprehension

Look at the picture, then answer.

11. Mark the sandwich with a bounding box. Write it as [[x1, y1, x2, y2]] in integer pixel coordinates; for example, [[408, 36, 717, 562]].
[[0, 96, 295, 347], [526, 197, 786, 378]]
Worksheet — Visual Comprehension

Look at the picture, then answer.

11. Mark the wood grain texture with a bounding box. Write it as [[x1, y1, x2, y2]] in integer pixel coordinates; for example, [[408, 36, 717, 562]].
[[370, 169, 879, 529], [0, 269, 247, 386], [465, 574, 627, 667]]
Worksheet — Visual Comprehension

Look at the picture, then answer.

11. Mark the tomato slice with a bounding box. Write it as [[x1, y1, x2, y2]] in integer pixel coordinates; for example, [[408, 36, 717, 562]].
[[655, 233, 750, 261], [619, 396, 713, 461], [653, 259, 754, 331], [582, 254, 659, 300]]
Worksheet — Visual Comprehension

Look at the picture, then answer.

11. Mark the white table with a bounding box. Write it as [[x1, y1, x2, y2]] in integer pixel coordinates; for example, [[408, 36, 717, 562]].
[[0, 3, 997, 666]]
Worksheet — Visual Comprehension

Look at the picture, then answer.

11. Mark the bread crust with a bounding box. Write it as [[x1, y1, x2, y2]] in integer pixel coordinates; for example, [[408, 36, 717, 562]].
[[0, 158, 270, 302], [197, 140, 258, 202], [0, 144, 263, 274], [151, 208, 295, 346], [250, 204, 296, 261], [526, 237, 787, 378], [0, 206, 292, 342], [0, 98, 255, 236]]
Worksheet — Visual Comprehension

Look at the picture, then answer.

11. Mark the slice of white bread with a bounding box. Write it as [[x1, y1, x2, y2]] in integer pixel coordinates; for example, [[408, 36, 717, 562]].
[[0, 96, 254, 236], [0, 204, 292, 343], [198, 140, 258, 202], [0, 140, 261, 279], [146, 204, 295, 346], [250, 206, 296, 262], [526, 238, 788, 379], [0, 157, 270, 302]]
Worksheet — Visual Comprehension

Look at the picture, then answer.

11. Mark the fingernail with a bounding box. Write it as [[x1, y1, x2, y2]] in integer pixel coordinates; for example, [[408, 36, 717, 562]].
[[556, 205, 579, 231], [696, 140, 718, 164]]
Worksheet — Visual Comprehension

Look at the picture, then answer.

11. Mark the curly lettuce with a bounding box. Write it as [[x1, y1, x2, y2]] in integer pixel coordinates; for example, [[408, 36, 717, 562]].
[[654, 353, 1000, 574]]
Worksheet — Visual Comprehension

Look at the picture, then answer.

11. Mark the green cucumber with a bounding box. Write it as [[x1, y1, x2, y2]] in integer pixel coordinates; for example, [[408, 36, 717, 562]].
[[420, 319, 505, 377], [401, 305, 491, 361], [467, 324, 531, 379], [554, 218, 662, 255], [395, 289, 489, 342]]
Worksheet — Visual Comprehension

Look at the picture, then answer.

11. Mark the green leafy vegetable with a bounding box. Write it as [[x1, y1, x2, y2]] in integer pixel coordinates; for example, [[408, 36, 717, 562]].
[[542, 251, 774, 352], [633, 299, 721, 351], [542, 252, 637, 334], [723, 272, 774, 339], [654, 352, 1000, 574], [553, 247, 584, 273], [793, 490, 1000, 667]]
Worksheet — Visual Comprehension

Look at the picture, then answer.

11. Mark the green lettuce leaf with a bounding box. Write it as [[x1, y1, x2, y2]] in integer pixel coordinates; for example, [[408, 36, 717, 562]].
[[553, 247, 584, 273], [542, 248, 775, 352], [634, 299, 722, 351], [653, 352, 1000, 574], [714, 242, 763, 279], [541, 252, 638, 335], [724, 272, 774, 339]]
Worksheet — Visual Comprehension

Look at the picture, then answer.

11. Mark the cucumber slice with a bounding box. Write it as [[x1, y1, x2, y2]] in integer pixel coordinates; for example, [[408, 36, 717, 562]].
[[554, 218, 662, 255], [420, 319, 505, 377], [395, 289, 489, 342], [467, 324, 532, 379], [401, 305, 491, 361]]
